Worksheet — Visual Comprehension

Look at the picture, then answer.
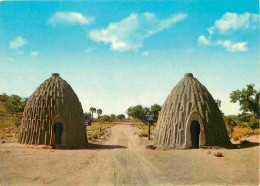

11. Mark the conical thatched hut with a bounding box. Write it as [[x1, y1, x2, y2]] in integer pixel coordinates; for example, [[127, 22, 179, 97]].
[[18, 73, 87, 148], [154, 73, 230, 149]]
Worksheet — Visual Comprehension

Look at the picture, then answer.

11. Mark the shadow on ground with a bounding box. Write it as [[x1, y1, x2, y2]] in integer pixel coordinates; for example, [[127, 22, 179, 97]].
[[198, 141, 260, 150], [87, 143, 127, 150], [52, 143, 127, 150], [222, 142, 260, 149], [233, 142, 260, 149]]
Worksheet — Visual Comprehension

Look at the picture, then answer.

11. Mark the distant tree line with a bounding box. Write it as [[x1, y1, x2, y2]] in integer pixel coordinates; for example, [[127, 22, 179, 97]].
[[126, 104, 162, 123], [84, 107, 126, 122], [1, 84, 259, 129], [0, 93, 28, 115]]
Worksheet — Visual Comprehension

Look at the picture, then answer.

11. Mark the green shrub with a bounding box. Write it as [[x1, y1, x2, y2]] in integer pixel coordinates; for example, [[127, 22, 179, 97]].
[[249, 121, 259, 130], [224, 115, 238, 127], [239, 122, 249, 128], [93, 133, 98, 139]]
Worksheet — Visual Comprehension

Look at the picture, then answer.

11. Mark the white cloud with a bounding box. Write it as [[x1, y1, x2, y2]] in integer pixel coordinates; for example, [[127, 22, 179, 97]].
[[85, 47, 96, 53], [89, 13, 139, 52], [207, 27, 214, 35], [151, 13, 187, 35], [198, 12, 258, 51], [143, 12, 155, 20], [141, 51, 149, 56], [31, 51, 39, 57], [197, 35, 211, 45], [47, 12, 94, 26], [89, 13, 187, 52], [216, 40, 248, 52], [210, 12, 259, 34], [9, 36, 28, 49]]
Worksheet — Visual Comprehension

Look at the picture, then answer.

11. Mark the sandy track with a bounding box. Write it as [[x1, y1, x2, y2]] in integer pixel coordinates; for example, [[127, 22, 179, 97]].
[[0, 124, 259, 185]]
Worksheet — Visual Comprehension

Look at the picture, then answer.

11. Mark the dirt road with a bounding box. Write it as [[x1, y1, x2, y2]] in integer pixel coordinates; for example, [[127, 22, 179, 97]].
[[0, 124, 259, 185]]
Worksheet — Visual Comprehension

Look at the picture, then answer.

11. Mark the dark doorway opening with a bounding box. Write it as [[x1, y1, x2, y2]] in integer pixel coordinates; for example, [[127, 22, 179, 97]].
[[190, 120, 200, 148], [54, 122, 63, 145]]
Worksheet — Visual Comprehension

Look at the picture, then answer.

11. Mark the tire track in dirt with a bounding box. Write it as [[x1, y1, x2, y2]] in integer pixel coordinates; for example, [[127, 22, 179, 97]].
[[108, 124, 169, 185]]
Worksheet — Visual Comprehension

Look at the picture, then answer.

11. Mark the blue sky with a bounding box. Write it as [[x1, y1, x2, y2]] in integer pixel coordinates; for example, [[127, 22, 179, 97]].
[[0, 0, 259, 116]]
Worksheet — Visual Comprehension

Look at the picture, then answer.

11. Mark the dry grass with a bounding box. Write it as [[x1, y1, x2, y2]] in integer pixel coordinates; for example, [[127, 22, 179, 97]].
[[0, 113, 115, 141], [86, 122, 115, 140], [133, 122, 156, 137], [230, 126, 259, 141], [0, 110, 22, 140], [0, 127, 20, 139], [133, 121, 260, 141]]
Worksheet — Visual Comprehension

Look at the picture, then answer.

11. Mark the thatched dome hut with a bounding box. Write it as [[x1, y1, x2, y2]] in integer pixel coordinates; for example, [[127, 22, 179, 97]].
[[18, 73, 87, 148], [154, 73, 230, 149]]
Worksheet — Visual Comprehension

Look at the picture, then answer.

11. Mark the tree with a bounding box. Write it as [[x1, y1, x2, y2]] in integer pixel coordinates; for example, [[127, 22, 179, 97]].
[[126, 105, 151, 122], [84, 112, 92, 120], [4, 95, 26, 115], [98, 115, 112, 122], [89, 107, 96, 120], [97, 109, 102, 118], [230, 84, 259, 118], [97, 109, 103, 137], [150, 104, 162, 121], [110, 114, 116, 121], [215, 99, 224, 115], [215, 99, 221, 108], [0, 93, 9, 102], [117, 114, 126, 121], [224, 115, 238, 127]]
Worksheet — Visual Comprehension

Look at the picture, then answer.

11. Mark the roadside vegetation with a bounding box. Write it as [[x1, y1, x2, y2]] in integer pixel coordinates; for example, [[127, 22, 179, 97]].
[[127, 84, 260, 142], [225, 114, 259, 141], [86, 122, 114, 140], [136, 122, 156, 137], [0, 84, 259, 143], [0, 94, 26, 140], [225, 84, 259, 141]]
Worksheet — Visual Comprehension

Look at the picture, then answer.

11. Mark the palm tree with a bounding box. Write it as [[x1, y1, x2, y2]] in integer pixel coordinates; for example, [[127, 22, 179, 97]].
[[89, 107, 96, 120], [97, 109, 103, 137], [97, 109, 102, 118]]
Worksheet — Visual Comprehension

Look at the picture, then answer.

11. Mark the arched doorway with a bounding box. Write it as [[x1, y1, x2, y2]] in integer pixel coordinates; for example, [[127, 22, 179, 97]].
[[54, 122, 63, 145], [190, 120, 200, 148]]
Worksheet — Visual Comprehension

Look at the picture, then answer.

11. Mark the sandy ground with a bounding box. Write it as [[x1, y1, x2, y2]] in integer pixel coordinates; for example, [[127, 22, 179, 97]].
[[0, 124, 259, 185]]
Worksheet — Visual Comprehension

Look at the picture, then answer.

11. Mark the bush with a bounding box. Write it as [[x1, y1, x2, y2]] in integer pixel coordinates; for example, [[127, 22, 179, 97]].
[[239, 122, 249, 128], [93, 133, 98, 139], [249, 121, 259, 130], [230, 126, 259, 140], [98, 115, 113, 122], [224, 115, 238, 127], [139, 130, 148, 137]]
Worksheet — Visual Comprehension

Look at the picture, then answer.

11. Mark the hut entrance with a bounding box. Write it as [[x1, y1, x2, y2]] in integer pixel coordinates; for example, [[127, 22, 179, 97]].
[[190, 120, 200, 148], [54, 122, 63, 145]]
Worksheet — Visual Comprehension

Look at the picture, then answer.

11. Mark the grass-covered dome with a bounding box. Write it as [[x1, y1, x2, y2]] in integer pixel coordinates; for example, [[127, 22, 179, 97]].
[[18, 73, 87, 148], [154, 73, 230, 149]]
